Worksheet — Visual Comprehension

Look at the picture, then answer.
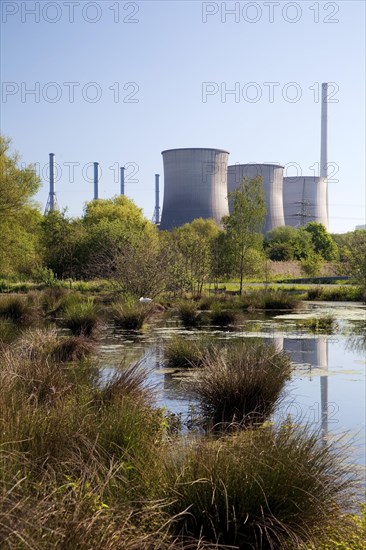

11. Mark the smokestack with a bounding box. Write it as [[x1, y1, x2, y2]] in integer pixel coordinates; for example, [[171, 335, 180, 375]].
[[49, 153, 55, 211], [320, 82, 328, 179], [93, 162, 99, 200], [120, 166, 125, 195], [155, 174, 160, 225]]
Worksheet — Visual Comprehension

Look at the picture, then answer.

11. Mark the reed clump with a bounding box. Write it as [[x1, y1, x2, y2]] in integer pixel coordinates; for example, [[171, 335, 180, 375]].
[[193, 340, 292, 428], [163, 422, 359, 549], [61, 298, 100, 337], [111, 302, 152, 331]]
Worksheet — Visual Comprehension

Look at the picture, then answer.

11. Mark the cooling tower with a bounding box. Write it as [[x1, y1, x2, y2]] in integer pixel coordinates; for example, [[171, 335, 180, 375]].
[[159, 148, 229, 230], [283, 176, 328, 228], [227, 163, 285, 233]]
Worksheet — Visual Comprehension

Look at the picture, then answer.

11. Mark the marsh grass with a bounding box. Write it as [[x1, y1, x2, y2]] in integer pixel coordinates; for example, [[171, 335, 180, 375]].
[[112, 302, 152, 331], [194, 340, 292, 428], [302, 315, 339, 334], [210, 305, 241, 327], [163, 336, 216, 369], [177, 301, 202, 328], [0, 294, 39, 325], [40, 286, 70, 314], [0, 318, 18, 344], [62, 298, 100, 337], [307, 286, 363, 302], [164, 423, 359, 549]]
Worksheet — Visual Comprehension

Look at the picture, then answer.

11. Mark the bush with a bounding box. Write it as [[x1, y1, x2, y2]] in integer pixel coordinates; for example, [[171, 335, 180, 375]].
[[62, 299, 99, 337], [164, 423, 358, 548], [194, 340, 292, 428]]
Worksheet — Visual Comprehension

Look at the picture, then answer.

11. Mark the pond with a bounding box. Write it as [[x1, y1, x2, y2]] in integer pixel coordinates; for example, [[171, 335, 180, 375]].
[[97, 301, 366, 472]]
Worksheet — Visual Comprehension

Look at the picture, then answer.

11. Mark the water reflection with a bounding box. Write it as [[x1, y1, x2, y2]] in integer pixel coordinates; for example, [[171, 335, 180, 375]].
[[97, 306, 365, 466]]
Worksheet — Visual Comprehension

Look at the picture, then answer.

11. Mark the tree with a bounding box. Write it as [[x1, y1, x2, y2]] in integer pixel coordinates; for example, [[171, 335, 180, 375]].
[[223, 177, 266, 294], [304, 222, 338, 261], [0, 136, 42, 276], [340, 230, 366, 298], [265, 226, 313, 261]]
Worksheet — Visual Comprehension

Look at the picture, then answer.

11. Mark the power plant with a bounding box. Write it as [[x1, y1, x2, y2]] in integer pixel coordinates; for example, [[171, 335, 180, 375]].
[[282, 83, 329, 229], [227, 164, 285, 233], [44, 83, 332, 232], [159, 148, 229, 230]]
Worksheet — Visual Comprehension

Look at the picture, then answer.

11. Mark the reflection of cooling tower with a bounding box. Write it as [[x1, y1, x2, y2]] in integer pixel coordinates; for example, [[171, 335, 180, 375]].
[[160, 148, 229, 230], [227, 164, 285, 233], [283, 337, 327, 368], [283, 176, 328, 228]]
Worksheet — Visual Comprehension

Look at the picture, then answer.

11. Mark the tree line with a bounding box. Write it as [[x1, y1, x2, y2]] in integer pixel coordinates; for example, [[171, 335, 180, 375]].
[[1, 136, 365, 296]]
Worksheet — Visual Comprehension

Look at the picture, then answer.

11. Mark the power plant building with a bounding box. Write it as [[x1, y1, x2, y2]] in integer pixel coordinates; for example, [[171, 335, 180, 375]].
[[159, 148, 229, 230], [283, 176, 328, 228], [227, 163, 285, 233]]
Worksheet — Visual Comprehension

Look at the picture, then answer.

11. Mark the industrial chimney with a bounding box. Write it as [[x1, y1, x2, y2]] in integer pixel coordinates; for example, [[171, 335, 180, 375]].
[[154, 174, 160, 225], [320, 82, 328, 179], [120, 166, 125, 195], [44, 153, 58, 214], [93, 162, 99, 200]]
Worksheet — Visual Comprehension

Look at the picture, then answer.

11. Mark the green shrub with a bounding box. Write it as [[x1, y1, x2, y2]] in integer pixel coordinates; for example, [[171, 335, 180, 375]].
[[302, 315, 339, 334], [210, 305, 240, 327], [0, 295, 39, 324]]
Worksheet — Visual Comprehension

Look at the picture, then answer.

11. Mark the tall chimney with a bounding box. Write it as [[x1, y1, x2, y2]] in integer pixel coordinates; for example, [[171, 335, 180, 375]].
[[93, 162, 99, 200], [120, 166, 125, 195], [49, 153, 55, 211], [320, 83, 328, 179], [155, 174, 160, 225]]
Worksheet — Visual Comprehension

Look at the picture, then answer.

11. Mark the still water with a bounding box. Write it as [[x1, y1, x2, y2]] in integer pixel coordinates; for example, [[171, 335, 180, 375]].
[[97, 302, 366, 470]]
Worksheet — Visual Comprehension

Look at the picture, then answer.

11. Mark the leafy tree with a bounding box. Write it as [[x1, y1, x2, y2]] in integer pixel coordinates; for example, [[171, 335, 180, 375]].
[[340, 230, 366, 297], [304, 222, 338, 261], [223, 177, 266, 294], [41, 211, 87, 279], [265, 226, 313, 261], [0, 137, 42, 275]]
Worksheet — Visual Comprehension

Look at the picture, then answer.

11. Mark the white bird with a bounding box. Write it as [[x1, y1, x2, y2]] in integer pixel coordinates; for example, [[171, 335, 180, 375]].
[[139, 297, 152, 304]]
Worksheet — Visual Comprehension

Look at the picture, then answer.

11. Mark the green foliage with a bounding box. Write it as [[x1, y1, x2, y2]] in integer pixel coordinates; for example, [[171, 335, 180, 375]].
[[305, 222, 339, 260], [210, 305, 240, 327], [266, 225, 313, 261], [177, 300, 202, 327], [0, 137, 42, 276], [0, 294, 39, 325], [223, 177, 266, 293], [339, 230, 366, 298], [301, 251, 324, 277], [194, 339, 291, 428]]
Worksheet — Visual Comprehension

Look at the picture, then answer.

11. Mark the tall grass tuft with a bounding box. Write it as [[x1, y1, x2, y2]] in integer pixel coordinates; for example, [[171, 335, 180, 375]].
[[210, 305, 240, 327], [177, 301, 202, 328], [302, 314, 339, 334], [164, 336, 216, 369], [164, 422, 359, 548], [112, 302, 152, 331], [0, 294, 39, 325], [62, 298, 100, 337], [194, 339, 292, 428]]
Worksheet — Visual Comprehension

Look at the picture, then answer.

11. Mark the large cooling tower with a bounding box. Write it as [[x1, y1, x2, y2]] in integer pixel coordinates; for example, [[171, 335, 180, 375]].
[[283, 176, 328, 228], [159, 148, 229, 230], [227, 163, 285, 233]]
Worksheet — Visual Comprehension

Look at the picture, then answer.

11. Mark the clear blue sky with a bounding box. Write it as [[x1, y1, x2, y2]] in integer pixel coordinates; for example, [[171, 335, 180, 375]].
[[1, 0, 365, 233]]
